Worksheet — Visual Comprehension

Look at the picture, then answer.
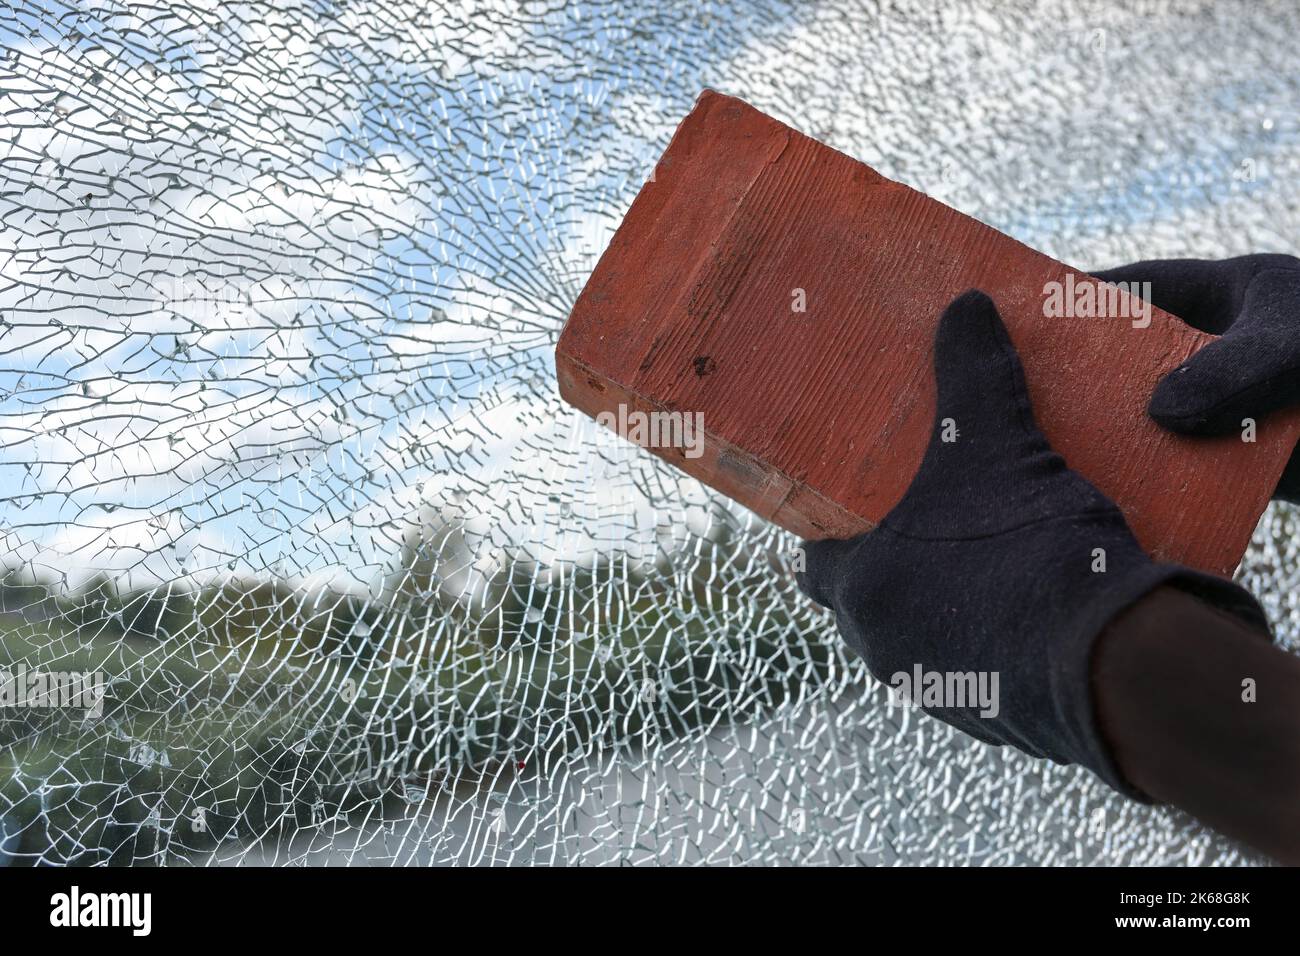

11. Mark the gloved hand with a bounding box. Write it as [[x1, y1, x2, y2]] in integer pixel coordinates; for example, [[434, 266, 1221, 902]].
[[795, 290, 1270, 796], [1093, 254, 1300, 501]]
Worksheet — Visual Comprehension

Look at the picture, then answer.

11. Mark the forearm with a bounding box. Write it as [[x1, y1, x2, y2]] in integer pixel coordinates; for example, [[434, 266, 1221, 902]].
[[1093, 585, 1300, 863]]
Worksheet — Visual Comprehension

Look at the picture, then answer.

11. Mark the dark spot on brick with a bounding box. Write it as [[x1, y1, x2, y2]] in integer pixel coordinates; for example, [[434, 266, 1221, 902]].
[[693, 356, 717, 378]]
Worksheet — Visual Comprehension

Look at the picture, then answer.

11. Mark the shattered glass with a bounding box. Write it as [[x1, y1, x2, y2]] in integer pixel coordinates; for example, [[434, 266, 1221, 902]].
[[1, 0, 1298, 865]]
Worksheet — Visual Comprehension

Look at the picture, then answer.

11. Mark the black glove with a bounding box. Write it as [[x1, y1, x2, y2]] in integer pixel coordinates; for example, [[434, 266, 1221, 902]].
[[795, 290, 1269, 797], [1093, 254, 1300, 501]]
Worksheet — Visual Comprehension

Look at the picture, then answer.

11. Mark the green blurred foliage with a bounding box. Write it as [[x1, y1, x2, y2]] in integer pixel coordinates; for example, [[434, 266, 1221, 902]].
[[0, 506, 824, 864]]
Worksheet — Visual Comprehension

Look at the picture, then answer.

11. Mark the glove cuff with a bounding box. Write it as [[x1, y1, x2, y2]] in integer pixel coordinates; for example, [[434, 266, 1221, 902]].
[[1051, 563, 1270, 800]]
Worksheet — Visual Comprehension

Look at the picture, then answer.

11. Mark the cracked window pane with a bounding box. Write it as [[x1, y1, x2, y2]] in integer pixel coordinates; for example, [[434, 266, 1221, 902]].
[[1, 0, 1298, 865]]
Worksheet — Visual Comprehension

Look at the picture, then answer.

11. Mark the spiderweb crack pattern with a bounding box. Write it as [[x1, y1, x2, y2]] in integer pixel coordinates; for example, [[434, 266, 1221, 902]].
[[0, 0, 1298, 865]]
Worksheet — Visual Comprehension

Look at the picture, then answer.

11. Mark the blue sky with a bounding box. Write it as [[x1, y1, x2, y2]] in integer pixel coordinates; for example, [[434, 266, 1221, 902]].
[[2, 0, 1298, 597]]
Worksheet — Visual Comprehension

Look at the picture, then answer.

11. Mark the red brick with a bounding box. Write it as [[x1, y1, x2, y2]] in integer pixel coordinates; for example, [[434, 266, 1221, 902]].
[[556, 90, 1300, 577]]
